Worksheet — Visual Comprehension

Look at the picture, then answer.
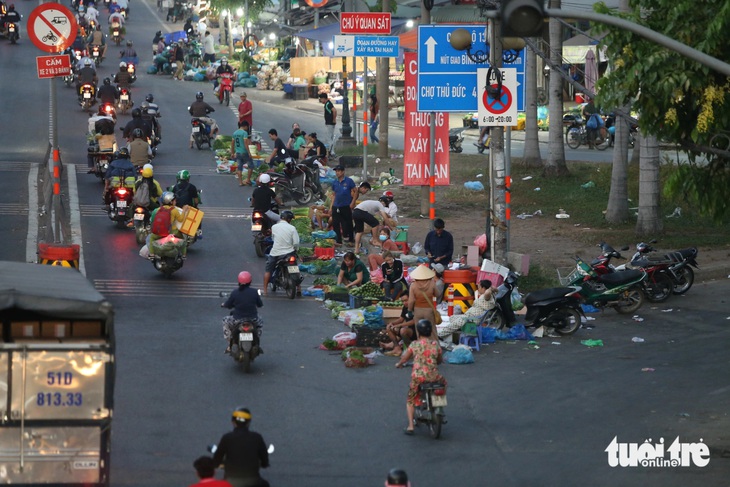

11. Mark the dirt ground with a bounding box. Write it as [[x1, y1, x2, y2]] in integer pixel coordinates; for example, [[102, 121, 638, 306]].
[[391, 202, 730, 286]]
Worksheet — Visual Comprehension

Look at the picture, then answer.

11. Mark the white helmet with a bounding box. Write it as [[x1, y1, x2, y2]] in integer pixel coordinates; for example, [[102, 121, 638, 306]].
[[84, 59, 93, 66], [259, 174, 271, 184], [119, 61, 127, 68]]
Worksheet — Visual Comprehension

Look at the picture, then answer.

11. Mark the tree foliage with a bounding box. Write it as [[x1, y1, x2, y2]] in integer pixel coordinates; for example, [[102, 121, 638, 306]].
[[208, 0, 273, 22], [594, 0, 730, 222]]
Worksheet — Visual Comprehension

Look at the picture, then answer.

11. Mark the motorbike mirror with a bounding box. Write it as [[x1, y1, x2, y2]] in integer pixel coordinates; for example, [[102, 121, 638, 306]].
[[257, 289, 262, 296], [267, 444, 275, 454], [219, 291, 229, 298], [207, 444, 217, 453]]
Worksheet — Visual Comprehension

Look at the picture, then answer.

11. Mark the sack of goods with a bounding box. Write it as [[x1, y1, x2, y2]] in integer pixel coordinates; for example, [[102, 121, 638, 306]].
[[150, 235, 186, 257]]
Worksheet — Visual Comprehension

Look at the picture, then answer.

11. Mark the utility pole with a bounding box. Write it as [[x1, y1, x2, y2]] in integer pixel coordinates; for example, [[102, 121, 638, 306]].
[[376, 0, 391, 159], [489, 19, 507, 265], [418, 0, 431, 216]]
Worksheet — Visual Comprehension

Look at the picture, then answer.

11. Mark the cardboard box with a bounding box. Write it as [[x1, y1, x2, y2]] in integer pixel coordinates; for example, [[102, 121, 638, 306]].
[[10, 321, 41, 338], [381, 307, 402, 319], [41, 321, 70, 338], [72, 320, 103, 338], [180, 207, 204, 237]]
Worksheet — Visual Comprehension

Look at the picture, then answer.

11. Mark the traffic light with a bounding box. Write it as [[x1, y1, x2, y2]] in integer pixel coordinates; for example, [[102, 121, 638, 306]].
[[501, 0, 545, 38]]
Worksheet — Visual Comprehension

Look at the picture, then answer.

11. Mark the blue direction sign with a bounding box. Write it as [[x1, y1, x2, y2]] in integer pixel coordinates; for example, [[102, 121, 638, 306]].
[[417, 24, 524, 113], [333, 35, 399, 58]]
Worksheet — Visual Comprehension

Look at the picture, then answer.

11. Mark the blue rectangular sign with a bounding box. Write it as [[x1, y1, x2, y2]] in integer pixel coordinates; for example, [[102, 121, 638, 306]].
[[333, 35, 399, 58], [417, 25, 524, 113]]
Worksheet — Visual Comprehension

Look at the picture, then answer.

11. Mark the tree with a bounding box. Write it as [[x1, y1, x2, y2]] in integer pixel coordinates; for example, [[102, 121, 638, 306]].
[[521, 42, 542, 167], [595, 0, 730, 222], [545, 0, 569, 177], [635, 134, 663, 234]]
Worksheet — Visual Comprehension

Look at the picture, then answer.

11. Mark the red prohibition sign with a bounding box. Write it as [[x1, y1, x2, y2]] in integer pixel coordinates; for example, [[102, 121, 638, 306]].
[[482, 85, 512, 115], [304, 0, 328, 6]]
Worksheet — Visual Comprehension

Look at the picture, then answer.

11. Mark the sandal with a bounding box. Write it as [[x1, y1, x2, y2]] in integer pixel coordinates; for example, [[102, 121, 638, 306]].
[[403, 428, 414, 436], [224, 346, 231, 354]]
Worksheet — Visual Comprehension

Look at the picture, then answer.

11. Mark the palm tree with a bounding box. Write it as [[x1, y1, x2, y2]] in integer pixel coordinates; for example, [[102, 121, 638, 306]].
[[635, 134, 663, 234], [522, 43, 542, 167], [545, 0, 569, 177]]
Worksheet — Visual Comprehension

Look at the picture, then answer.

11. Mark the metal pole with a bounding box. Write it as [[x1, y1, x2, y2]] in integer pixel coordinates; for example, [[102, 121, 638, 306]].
[[505, 126, 511, 254], [341, 57, 352, 138], [362, 56, 368, 180], [429, 112, 435, 222], [51, 77, 61, 244]]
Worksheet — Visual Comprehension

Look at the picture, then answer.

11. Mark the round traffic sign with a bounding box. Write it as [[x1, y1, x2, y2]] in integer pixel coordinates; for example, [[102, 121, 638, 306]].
[[27, 3, 78, 53], [304, 0, 328, 7], [482, 85, 513, 115]]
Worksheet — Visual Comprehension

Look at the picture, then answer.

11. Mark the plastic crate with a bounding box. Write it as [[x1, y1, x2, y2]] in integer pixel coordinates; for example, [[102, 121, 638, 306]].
[[325, 292, 349, 303], [349, 295, 380, 309], [394, 225, 409, 242], [394, 241, 409, 255]]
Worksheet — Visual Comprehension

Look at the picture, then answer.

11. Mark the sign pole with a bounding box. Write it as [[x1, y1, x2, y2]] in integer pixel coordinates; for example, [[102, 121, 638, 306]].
[[429, 113, 435, 223], [362, 56, 368, 180], [51, 75, 61, 243]]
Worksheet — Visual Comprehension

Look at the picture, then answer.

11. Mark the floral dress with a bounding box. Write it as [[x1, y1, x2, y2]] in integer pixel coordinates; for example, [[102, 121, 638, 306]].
[[407, 338, 447, 406]]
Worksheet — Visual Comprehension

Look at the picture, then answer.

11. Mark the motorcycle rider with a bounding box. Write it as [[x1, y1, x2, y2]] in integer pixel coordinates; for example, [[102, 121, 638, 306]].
[[119, 40, 138, 70], [96, 77, 118, 106], [108, 9, 124, 34], [3, 3, 21, 36], [87, 104, 117, 173], [85, 2, 99, 23], [76, 59, 98, 101], [385, 469, 411, 487], [221, 271, 263, 354], [87, 22, 106, 59], [262, 210, 299, 295], [127, 128, 153, 168], [134, 164, 163, 210], [140, 93, 162, 141], [102, 148, 135, 204], [395, 319, 447, 436], [214, 56, 235, 93], [169, 170, 200, 208], [188, 92, 218, 147], [122, 108, 152, 140], [149, 192, 187, 253], [212, 407, 270, 487], [251, 174, 282, 224], [114, 61, 133, 90]]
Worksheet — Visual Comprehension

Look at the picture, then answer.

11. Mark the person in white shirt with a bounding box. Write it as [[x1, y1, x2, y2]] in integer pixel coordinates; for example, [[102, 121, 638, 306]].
[[380, 191, 398, 228], [352, 199, 389, 254], [85, 4, 99, 23], [262, 210, 299, 294], [202, 31, 215, 65]]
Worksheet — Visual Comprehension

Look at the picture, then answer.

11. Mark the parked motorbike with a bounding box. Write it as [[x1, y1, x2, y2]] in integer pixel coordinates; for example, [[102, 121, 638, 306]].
[[268, 155, 323, 205], [269, 252, 303, 299], [448, 128, 464, 153], [482, 271, 585, 335], [190, 118, 213, 149], [79, 83, 97, 111], [565, 118, 610, 150], [565, 255, 646, 314], [622, 241, 698, 295], [590, 242, 673, 303], [108, 186, 133, 228], [117, 86, 132, 114], [217, 73, 234, 106]]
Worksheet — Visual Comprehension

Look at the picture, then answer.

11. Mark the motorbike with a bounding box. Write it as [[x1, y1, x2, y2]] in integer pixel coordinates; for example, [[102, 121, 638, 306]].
[[481, 271, 585, 335], [117, 86, 132, 114], [269, 252, 303, 299], [448, 128, 464, 153], [148, 234, 187, 278], [474, 130, 491, 154], [620, 240, 698, 295], [91, 45, 103, 66], [6, 21, 19, 44], [108, 185, 133, 228], [132, 205, 151, 245], [217, 73, 234, 106], [251, 210, 274, 258], [589, 242, 674, 303], [79, 83, 97, 111], [605, 113, 638, 148], [396, 366, 447, 439], [126, 62, 137, 84], [565, 118, 610, 150], [111, 25, 122, 45], [185, 40, 202, 68], [190, 118, 213, 150], [564, 255, 647, 314], [268, 154, 323, 205]]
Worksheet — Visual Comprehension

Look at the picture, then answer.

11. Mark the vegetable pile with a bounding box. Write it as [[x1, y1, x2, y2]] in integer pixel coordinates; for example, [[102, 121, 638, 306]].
[[349, 282, 384, 298], [379, 300, 404, 308]]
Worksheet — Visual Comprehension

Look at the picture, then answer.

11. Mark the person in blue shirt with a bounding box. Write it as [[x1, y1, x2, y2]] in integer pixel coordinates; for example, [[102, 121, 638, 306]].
[[328, 165, 356, 246], [424, 218, 454, 265], [221, 271, 263, 354]]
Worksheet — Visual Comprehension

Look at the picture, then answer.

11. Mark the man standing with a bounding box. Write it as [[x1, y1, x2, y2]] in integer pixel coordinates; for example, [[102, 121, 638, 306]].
[[262, 210, 299, 295], [318, 92, 338, 158], [237, 92, 253, 130], [231, 120, 252, 186], [202, 30, 215, 65], [329, 165, 356, 246], [424, 218, 454, 265]]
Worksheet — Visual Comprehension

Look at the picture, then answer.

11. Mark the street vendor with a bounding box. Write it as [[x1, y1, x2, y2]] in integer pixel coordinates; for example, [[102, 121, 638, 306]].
[[380, 306, 415, 357], [424, 218, 454, 265], [337, 251, 370, 288]]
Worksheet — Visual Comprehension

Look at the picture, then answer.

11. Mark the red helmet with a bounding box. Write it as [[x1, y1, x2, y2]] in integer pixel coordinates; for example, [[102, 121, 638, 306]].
[[237, 271, 252, 285], [382, 190, 394, 199]]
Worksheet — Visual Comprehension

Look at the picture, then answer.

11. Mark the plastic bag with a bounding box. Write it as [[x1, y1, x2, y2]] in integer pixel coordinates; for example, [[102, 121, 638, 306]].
[[138, 244, 150, 259], [363, 306, 384, 328], [511, 287, 524, 310], [503, 324, 533, 341], [340, 309, 365, 325], [333, 332, 357, 348], [480, 326, 497, 344], [370, 266, 384, 284], [444, 345, 474, 364], [464, 181, 485, 191], [411, 242, 423, 255], [474, 234, 488, 254]]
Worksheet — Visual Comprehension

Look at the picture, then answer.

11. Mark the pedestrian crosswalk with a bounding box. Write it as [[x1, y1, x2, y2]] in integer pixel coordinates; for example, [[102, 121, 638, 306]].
[[94, 279, 293, 300], [0, 203, 29, 216], [0, 162, 33, 172], [80, 204, 251, 219]]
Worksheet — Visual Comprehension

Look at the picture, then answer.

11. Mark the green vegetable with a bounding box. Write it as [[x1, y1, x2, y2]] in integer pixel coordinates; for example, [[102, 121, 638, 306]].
[[298, 247, 313, 257], [322, 339, 338, 350], [349, 282, 385, 298], [314, 277, 337, 286]]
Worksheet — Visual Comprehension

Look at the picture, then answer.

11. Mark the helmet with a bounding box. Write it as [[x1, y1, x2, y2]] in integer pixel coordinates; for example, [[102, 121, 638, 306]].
[[132, 128, 144, 139], [176, 169, 190, 181], [237, 271, 252, 285], [103, 77, 111, 85], [416, 319, 432, 338], [195, 91, 204, 101], [281, 210, 294, 222], [145, 93, 154, 103], [132, 108, 142, 118], [161, 191, 175, 205], [232, 407, 251, 424], [386, 469, 409, 487], [383, 190, 394, 199], [116, 148, 129, 159], [8, 4, 15, 10], [84, 59, 92, 66], [378, 195, 390, 205], [126, 40, 133, 46], [221, 57, 228, 63], [258, 174, 271, 185], [119, 61, 127, 68], [142, 166, 154, 178]]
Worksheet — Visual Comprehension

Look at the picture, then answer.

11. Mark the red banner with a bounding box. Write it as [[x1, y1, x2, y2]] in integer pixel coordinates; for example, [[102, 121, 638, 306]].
[[403, 52, 450, 186], [340, 13, 391, 34]]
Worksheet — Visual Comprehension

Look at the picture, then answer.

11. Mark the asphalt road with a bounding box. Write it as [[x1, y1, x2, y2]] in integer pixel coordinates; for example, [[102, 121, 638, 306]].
[[2, 2, 729, 485]]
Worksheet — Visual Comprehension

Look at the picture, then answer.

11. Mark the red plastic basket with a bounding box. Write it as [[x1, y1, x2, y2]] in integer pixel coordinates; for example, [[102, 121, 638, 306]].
[[314, 247, 335, 259]]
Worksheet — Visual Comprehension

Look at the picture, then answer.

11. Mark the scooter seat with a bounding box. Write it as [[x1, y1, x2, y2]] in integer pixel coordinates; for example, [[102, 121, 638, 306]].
[[598, 269, 644, 285], [524, 287, 578, 306], [420, 382, 446, 391], [664, 247, 697, 263]]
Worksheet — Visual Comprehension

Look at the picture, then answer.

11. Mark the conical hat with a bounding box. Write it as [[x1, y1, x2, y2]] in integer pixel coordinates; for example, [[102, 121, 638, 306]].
[[410, 264, 435, 280]]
